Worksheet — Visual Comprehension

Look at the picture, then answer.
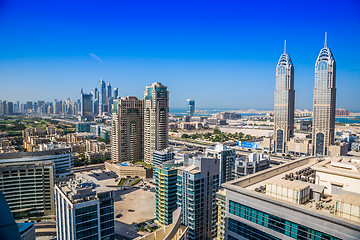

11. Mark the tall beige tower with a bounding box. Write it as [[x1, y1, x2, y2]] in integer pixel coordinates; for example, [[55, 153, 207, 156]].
[[111, 97, 144, 162], [274, 40, 295, 154], [312, 33, 336, 156], [144, 82, 169, 164]]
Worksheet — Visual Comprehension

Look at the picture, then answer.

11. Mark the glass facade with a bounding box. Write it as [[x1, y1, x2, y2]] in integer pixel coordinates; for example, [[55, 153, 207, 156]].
[[228, 218, 280, 240], [229, 200, 340, 240]]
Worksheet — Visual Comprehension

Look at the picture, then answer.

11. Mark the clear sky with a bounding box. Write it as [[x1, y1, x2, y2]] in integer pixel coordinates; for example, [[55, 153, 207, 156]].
[[0, 0, 360, 111]]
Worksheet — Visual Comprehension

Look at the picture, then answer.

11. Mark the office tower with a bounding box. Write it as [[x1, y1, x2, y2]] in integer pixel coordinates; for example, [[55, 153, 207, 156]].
[[113, 87, 119, 100], [274, 40, 295, 154], [144, 82, 169, 164], [107, 83, 112, 101], [154, 161, 182, 226], [99, 78, 106, 115], [232, 152, 270, 178], [6, 102, 13, 115], [0, 192, 22, 240], [217, 156, 360, 240], [0, 148, 73, 178], [0, 100, 6, 115], [55, 177, 115, 240], [92, 87, 99, 116], [80, 89, 93, 119], [205, 144, 236, 184], [26, 101, 33, 112], [177, 156, 220, 240], [0, 161, 55, 219], [187, 99, 195, 117], [312, 33, 336, 156], [111, 97, 144, 162]]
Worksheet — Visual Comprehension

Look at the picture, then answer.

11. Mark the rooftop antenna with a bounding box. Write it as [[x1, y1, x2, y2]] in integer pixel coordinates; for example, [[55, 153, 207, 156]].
[[284, 40, 287, 54], [324, 32, 327, 48]]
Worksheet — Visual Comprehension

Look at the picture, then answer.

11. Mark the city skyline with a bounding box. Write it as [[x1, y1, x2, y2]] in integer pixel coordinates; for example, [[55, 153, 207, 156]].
[[1, 1, 360, 111]]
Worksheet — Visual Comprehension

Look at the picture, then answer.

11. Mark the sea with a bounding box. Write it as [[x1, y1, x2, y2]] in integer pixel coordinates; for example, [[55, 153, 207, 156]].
[[169, 108, 360, 124]]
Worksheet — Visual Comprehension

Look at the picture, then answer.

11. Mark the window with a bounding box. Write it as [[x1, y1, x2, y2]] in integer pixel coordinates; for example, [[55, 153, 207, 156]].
[[229, 200, 340, 240]]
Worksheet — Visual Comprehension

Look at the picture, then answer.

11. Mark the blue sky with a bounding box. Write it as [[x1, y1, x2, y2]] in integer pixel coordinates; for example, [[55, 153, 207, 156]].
[[0, 0, 360, 111]]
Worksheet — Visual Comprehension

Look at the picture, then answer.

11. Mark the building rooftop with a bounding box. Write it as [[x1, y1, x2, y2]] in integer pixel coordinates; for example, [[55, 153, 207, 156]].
[[57, 176, 112, 204], [312, 157, 360, 179], [223, 156, 360, 225]]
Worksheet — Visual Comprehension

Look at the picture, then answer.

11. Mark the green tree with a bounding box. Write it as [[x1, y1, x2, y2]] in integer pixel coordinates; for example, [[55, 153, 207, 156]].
[[181, 133, 190, 139], [213, 127, 221, 134]]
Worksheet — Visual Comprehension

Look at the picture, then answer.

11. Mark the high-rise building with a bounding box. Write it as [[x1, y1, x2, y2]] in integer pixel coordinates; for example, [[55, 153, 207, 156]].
[[113, 87, 119, 100], [152, 148, 175, 168], [205, 144, 236, 184], [55, 177, 115, 240], [144, 82, 169, 164], [187, 99, 195, 117], [111, 97, 144, 162], [177, 156, 220, 240], [154, 161, 182, 226], [107, 83, 112, 101], [80, 89, 92, 119], [0, 161, 55, 219], [274, 40, 295, 154], [217, 156, 360, 240], [312, 33, 336, 156], [0, 191, 22, 240], [99, 78, 106, 115], [92, 87, 99, 116], [0, 100, 6, 115]]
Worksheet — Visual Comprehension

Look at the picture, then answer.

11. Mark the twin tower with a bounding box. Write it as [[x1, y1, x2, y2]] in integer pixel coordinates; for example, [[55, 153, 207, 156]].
[[274, 33, 336, 156]]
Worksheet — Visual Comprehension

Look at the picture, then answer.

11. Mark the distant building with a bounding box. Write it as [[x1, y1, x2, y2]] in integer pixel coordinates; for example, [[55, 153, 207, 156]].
[[0, 160, 55, 219], [111, 97, 144, 162], [75, 122, 95, 133], [187, 99, 195, 117], [233, 153, 270, 178], [55, 177, 114, 240], [212, 112, 241, 120], [312, 33, 336, 156], [80, 89, 92, 120], [99, 78, 106, 115], [144, 82, 169, 164], [335, 108, 350, 116], [205, 144, 236, 184], [177, 156, 219, 240], [274, 40, 295, 154], [113, 87, 119, 100]]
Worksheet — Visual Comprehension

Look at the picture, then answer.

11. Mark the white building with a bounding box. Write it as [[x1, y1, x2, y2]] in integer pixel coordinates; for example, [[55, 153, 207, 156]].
[[55, 177, 114, 240]]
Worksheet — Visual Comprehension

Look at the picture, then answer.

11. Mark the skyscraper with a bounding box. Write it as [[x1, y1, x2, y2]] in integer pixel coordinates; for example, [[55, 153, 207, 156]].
[[312, 33, 336, 156], [113, 87, 119, 100], [144, 82, 169, 164], [187, 99, 195, 117], [111, 97, 144, 162], [80, 88, 92, 119], [107, 82, 112, 100], [274, 40, 295, 154], [92, 87, 99, 116], [99, 78, 106, 115], [177, 156, 219, 240]]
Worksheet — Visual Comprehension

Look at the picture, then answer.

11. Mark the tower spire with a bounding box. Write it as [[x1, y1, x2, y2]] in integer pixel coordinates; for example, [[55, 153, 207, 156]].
[[284, 40, 287, 54], [324, 32, 327, 48]]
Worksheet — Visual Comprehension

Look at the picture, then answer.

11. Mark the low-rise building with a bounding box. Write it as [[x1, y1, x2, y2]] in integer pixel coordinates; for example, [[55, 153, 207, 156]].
[[105, 162, 152, 178]]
